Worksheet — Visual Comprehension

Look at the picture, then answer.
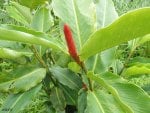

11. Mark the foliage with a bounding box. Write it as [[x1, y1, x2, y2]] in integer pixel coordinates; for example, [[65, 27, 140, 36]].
[[0, 0, 150, 113]]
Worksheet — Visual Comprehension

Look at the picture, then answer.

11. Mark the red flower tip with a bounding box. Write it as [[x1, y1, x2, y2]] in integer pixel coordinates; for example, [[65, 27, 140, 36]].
[[63, 24, 81, 64]]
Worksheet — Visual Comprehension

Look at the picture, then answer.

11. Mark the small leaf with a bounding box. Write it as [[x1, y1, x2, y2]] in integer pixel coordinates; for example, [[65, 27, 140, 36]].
[[50, 87, 66, 111], [60, 85, 78, 105], [0, 84, 42, 113], [50, 66, 82, 90], [78, 90, 87, 113], [137, 34, 150, 46], [0, 68, 46, 93], [123, 63, 150, 77], [68, 62, 81, 73]]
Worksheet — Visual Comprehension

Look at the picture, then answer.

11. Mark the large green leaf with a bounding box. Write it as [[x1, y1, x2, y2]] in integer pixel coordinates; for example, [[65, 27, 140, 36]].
[[0, 27, 65, 53], [0, 84, 42, 113], [87, 72, 150, 113], [31, 7, 53, 32], [0, 68, 46, 93], [87, 0, 118, 73], [52, 0, 95, 50], [50, 66, 82, 90], [85, 90, 125, 113], [0, 47, 32, 59], [80, 8, 150, 60], [0, 24, 50, 39]]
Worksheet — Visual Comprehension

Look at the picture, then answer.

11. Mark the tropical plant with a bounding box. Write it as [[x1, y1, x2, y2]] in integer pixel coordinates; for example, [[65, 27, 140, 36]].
[[0, 0, 150, 113]]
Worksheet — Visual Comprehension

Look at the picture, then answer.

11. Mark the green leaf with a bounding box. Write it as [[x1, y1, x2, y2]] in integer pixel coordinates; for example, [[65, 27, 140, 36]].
[[11, 1, 32, 23], [50, 66, 82, 90], [0, 27, 65, 53], [60, 84, 78, 105], [0, 47, 32, 59], [88, 71, 150, 113], [128, 57, 150, 66], [6, 2, 32, 26], [0, 84, 42, 113], [50, 87, 66, 112], [123, 63, 150, 77], [0, 24, 50, 39], [94, 0, 118, 29], [88, 0, 118, 73], [80, 8, 150, 60], [0, 68, 46, 93], [68, 62, 81, 73], [85, 90, 125, 113], [60, 85, 78, 105], [6, 6, 28, 26], [18, 0, 48, 9], [31, 7, 53, 32], [137, 34, 150, 46], [52, 0, 95, 49], [78, 90, 87, 113]]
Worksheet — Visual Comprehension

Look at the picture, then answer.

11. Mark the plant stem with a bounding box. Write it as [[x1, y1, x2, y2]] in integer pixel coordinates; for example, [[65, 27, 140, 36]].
[[30, 45, 57, 86], [81, 62, 93, 91]]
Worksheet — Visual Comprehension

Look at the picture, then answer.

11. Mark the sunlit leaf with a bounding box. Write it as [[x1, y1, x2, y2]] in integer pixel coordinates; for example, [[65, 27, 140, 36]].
[[87, 72, 150, 113], [80, 8, 150, 60], [0, 68, 46, 93], [0, 84, 42, 113]]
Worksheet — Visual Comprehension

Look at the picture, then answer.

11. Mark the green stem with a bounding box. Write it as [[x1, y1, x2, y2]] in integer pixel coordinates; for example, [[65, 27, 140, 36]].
[[81, 62, 93, 91]]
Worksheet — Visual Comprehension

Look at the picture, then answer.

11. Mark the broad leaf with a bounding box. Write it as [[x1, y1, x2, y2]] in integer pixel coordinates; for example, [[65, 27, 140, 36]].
[[31, 7, 53, 32], [0, 24, 50, 39], [50, 87, 66, 112], [0, 84, 42, 113], [80, 8, 150, 60], [0, 68, 46, 93], [87, 72, 150, 113], [50, 66, 82, 90], [0, 27, 65, 53], [0, 47, 32, 59], [88, 0, 118, 73], [52, 0, 95, 50], [85, 90, 125, 113]]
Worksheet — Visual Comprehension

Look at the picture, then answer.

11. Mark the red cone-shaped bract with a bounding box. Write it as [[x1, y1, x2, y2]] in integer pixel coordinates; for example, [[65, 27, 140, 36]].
[[63, 24, 81, 64]]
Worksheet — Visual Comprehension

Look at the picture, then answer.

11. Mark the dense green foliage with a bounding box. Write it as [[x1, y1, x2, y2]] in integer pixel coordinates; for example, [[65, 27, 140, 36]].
[[0, 0, 150, 113]]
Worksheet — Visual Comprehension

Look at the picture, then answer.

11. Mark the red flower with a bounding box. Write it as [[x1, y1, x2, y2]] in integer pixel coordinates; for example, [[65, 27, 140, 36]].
[[63, 24, 81, 65]]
